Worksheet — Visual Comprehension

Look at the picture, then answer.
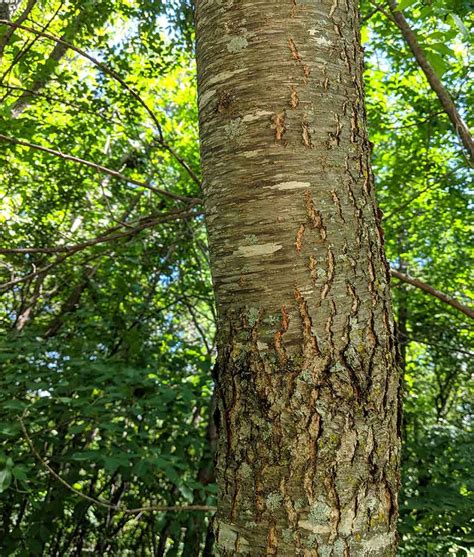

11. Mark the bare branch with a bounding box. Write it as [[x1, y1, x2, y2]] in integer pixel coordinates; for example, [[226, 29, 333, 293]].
[[0, 0, 37, 59], [0, 133, 201, 204], [19, 414, 216, 514], [11, 11, 88, 117], [0, 208, 201, 256], [0, 19, 164, 138], [0, 19, 202, 185], [385, 0, 474, 164], [391, 269, 474, 319], [0, 207, 201, 290]]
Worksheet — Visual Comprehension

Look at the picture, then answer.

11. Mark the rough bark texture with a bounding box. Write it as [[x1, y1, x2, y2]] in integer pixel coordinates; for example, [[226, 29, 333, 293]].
[[195, 1, 401, 555]]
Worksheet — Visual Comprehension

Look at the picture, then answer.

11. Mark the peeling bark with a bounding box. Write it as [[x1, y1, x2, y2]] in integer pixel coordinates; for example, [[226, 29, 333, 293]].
[[195, 0, 401, 554]]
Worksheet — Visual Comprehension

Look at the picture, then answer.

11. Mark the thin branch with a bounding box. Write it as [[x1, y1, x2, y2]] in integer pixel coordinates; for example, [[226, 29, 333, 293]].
[[0, 19, 164, 139], [159, 141, 202, 187], [0, 3, 63, 98], [182, 297, 213, 357], [362, 2, 385, 23], [0, 207, 201, 290], [0, 0, 38, 59], [0, 19, 202, 185], [385, 0, 474, 164], [391, 269, 474, 319], [0, 133, 200, 204], [384, 166, 462, 220], [19, 415, 216, 514], [384, 182, 438, 220], [43, 267, 96, 338], [398, 331, 474, 358], [382, 109, 444, 130], [14, 270, 45, 330], [0, 208, 201, 255], [0, 84, 120, 124], [11, 10, 86, 117]]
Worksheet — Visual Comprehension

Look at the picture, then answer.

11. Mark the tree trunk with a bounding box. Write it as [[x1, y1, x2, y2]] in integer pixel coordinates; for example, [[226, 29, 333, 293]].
[[195, 1, 402, 555]]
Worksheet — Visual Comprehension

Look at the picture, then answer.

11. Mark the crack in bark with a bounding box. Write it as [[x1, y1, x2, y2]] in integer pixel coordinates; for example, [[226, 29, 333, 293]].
[[304, 190, 327, 240], [273, 110, 287, 143], [289, 85, 299, 108], [302, 118, 313, 149], [321, 248, 335, 300], [295, 224, 306, 254], [294, 286, 321, 359]]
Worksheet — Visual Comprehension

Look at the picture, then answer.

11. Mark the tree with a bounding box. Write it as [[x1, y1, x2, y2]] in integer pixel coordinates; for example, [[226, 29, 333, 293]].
[[0, 0, 472, 554], [195, 1, 401, 554]]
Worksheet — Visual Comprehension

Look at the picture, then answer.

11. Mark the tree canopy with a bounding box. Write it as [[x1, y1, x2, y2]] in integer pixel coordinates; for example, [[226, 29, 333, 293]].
[[0, 0, 472, 555]]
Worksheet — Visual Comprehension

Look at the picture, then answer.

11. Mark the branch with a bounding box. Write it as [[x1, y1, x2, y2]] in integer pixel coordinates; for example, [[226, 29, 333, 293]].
[[384, 166, 462, 220], [19, 415, 216, 514], [0, 19, 163, 138], [0, 209, 201, 256], [43, 265, 98, 338], [0, 207, 201, 290], [11, 10, 87, 117], [0, 133, 200, 204], [0, 0, 37, 60], [0, 19, 202, 185], [0, 84, 121, 124], [0, 4, 64, 94], [385, 0, 474, 164], [391, 269, 474, 319], [14, 270, 45, 331], [398, 331, 474, 357]]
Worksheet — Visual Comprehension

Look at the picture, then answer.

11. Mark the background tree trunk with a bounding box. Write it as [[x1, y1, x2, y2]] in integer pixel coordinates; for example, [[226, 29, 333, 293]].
[[195, 0, 401, 555]]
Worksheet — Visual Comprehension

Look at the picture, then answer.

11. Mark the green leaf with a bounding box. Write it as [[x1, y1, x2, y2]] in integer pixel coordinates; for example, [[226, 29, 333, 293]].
[[0, 468, 12, 493], [424, 50, 449, 76], [70, 450, 102, 462], [430, 43, 455, 58], [178, 484, 193, 501], [448, 13, 470, 41], [397, 0, 417, 10], [2, 400, 27, 411], [12, 466, 29, 482]]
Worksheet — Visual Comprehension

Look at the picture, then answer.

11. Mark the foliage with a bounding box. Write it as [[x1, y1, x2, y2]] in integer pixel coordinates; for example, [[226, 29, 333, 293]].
[[0, 0, 472, 554]]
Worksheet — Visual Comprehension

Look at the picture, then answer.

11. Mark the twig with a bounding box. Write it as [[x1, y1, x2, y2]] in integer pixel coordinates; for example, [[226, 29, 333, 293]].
[[384, 166, 462, 220], [382, 109, 444, 130], [0, 133, 200, 204], [398, 331, 474, 357], [0, 3, 63, 99], [0, 84, 121, 124], [391, 269, 474, 319], [362, 2, 385, 23], [18, 414, 216, 514], [10, 10, 87, 117]]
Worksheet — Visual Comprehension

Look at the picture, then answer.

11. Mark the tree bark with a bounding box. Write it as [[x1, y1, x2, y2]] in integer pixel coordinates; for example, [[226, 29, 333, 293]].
[[195, 1, 401, 555]]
